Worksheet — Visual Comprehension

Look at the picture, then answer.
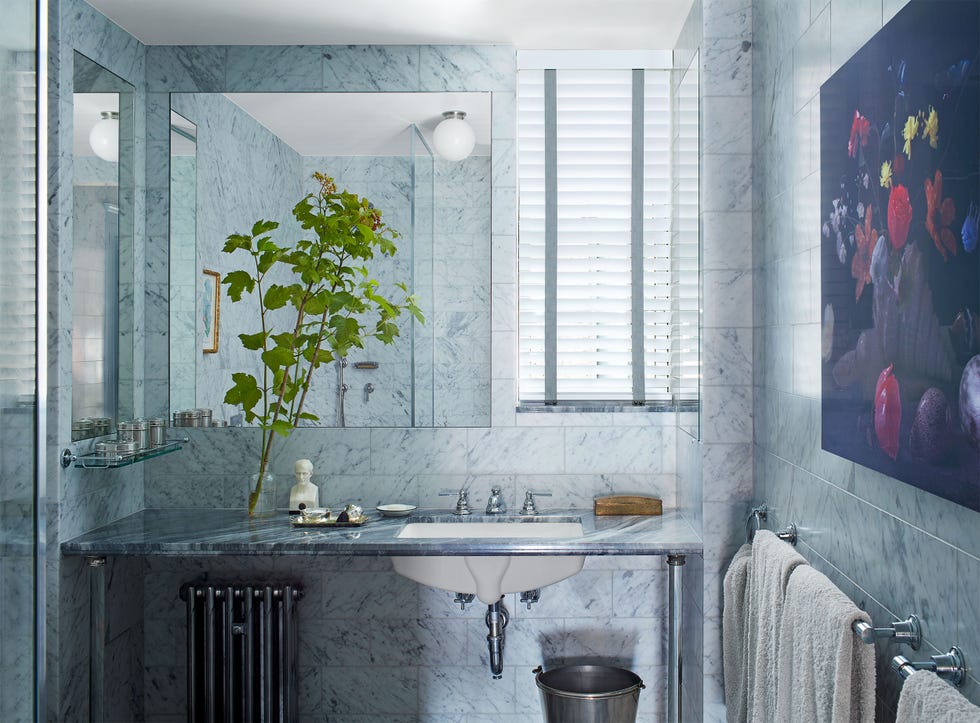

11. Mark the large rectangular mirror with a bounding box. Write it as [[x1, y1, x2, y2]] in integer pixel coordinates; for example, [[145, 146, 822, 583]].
[[71, 51, 135, 440], [168, 92, 491, 427]]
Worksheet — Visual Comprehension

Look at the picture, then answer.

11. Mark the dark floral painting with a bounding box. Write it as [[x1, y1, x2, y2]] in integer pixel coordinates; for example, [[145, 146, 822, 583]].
[[821, 0, 980, 512]]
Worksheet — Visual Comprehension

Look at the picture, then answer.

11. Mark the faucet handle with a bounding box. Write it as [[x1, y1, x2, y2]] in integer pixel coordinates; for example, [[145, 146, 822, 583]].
[[521, 490, 552, 515], [439, 489, 471, 515], [486, 486, 507, 514]]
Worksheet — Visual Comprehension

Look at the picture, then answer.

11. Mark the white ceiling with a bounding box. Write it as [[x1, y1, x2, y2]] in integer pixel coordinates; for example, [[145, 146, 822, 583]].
[[223, 92, 491, 157], [84, 0, 692, 50]]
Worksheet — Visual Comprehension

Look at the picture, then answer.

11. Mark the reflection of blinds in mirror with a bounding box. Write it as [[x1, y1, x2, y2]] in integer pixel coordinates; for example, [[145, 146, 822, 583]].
[[518, 67, 678, 403], [670, 58, 701, 405], [0, 61, 36, 408]]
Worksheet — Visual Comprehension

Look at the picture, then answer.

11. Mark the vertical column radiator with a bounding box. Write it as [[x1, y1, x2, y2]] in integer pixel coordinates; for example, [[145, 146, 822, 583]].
[[180, 583, 302, 722]]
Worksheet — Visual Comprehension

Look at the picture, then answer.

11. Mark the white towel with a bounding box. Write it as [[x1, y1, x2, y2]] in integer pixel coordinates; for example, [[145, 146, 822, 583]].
[[896, 670, 980, 723], [746, 529, 808, 723], [723, 543, 753, 723], [774, 565, 875, 722]]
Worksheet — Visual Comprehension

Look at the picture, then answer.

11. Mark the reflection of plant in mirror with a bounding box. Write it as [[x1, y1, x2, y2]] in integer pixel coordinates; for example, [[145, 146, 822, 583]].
[[222, 172, 424, 514]]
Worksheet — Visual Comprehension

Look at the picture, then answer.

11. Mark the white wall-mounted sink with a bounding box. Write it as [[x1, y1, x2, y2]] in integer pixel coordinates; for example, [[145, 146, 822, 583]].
[[391, 520, 585, 604]]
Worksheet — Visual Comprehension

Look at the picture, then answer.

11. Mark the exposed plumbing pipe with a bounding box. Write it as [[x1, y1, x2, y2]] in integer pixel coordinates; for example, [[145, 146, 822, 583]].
[[337, 357, 349, 427], [485, 597, 509, 678]]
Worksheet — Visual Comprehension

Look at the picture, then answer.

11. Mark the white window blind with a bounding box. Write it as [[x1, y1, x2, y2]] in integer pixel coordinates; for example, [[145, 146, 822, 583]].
[[0, 60, 37, 407], [518, 66, 685, 404]]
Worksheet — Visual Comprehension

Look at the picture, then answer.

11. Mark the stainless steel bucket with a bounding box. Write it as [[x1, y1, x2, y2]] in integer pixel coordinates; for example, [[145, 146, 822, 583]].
[[534, 665, 644, 723]]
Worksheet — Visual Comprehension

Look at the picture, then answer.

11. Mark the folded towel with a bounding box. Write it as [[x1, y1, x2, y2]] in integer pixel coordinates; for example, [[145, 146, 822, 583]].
[[746, 529, 808, 723], [774, 565, 875, 722], [896, 670, 980, 723], [723, 543, 753, 723]]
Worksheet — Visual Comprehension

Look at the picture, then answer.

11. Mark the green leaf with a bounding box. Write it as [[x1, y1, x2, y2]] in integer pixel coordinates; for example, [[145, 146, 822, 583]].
[[223, 233, 253, 253], [263, 284, 293, 311], [251, 219, 279, 237], [262, 345, 296, 371], [238, 331, 267, 351], [222, 270, 255, 301], [270, 419, 293, 437], [224, 372, 261, 413]]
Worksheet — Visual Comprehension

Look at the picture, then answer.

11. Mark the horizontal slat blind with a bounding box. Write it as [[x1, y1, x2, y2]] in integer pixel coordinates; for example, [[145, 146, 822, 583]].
[[0, 64, 37, 407], [671, 60, 700, 403], [519, 64, 682, 403]]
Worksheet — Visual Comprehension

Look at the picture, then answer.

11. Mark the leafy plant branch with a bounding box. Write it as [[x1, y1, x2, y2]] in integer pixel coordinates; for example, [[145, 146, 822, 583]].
[[222, 173, 424, 514]]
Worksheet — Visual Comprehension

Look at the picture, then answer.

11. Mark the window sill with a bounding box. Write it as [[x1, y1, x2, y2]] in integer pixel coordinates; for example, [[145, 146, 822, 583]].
[[516, 401, 699, 414]]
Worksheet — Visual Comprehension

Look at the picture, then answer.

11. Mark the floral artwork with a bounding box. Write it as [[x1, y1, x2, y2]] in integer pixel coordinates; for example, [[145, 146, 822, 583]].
[[821, 0, 980, 513]]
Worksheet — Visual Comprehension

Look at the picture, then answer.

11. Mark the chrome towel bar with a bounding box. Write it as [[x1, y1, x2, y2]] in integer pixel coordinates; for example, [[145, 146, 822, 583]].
[[891, 647, 967, 687], [852, 614, 921, 649], [745, 505, 796, 545]]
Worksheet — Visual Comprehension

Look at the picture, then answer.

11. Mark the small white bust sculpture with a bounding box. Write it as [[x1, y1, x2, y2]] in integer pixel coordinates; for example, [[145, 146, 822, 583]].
[[289, 458, 319, 512]]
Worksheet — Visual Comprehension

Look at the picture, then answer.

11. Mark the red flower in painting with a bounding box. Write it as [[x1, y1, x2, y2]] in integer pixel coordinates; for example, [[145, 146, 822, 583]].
[[924, 169, 957, 261], [887, 184, 912, 250], [874, 364, 901, 460], [848, 111, 871, 158], [852, 205, 877, 301], [892, 153, 905, 178]]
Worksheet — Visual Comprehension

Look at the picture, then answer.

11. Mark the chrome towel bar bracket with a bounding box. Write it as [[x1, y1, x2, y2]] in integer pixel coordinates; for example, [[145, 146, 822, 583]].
[[775, 523, 797, 546], [853, 614, 921, 650], [891, 646, 967, 687]]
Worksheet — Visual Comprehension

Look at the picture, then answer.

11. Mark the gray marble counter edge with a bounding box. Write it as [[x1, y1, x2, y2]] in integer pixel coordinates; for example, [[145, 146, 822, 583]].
[[61, 508, 704, 557]]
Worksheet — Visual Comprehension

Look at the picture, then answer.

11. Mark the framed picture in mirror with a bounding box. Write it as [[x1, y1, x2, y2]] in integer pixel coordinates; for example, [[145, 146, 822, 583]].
[[201, 268, 220, 354]]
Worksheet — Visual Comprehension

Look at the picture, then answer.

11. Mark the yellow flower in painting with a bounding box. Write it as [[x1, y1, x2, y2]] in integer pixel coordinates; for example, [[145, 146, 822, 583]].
[[880, 160, 893, 188], [903, 114, 919, 158], [921, 106, 939, 149]]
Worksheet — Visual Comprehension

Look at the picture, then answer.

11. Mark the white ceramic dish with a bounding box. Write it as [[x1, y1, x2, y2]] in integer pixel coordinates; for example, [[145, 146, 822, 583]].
[[376, 503, 417, 518]]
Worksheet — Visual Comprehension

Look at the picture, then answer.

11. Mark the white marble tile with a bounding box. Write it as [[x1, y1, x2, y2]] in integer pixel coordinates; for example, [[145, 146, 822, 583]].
[[226, 46, 321, 90], [702, 269, 753, 328], [467, 427, 564, 474], [145, 46, 226, 92], [418, 666, 516, 716], [419, 45, 516, 92], [830, 0, 882, 74], [793, 6, 831, 112], [564, 427, 664, 475], [702, 211, 752, 271], [701, 385, 752, 444], [701, 153, 753, 213], [701, 37, 753, 97], [321, 46, 420, 91]]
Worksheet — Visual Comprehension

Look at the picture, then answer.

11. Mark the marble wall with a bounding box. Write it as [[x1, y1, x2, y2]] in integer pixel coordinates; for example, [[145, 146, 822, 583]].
[[0, 41, 37, 723], [49, 0, 148, 718], [139, 43, 680, 722], [168, 91, 304, 420], [752, 0, 980, 716]]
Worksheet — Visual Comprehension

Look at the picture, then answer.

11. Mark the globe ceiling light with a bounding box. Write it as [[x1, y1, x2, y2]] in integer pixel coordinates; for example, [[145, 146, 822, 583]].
[[89, 111, 119, 163], [432, 111, 475, 161]]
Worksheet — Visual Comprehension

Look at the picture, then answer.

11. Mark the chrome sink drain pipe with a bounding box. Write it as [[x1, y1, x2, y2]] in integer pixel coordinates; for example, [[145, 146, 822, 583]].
[[486, 597, 509, 678]]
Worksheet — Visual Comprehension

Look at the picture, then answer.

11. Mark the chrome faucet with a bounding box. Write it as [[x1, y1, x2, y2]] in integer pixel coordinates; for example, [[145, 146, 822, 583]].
[[520, 490, 552, 515], [439, 488, 472, 515], [485, 486, 507, 514]]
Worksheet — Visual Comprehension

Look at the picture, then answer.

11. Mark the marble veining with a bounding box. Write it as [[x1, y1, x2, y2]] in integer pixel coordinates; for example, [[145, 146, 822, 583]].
[[61, 508, 701, 557]]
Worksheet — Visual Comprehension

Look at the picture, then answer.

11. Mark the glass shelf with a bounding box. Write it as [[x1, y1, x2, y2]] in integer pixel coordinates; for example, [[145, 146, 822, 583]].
[[72, 441, 182, 469]]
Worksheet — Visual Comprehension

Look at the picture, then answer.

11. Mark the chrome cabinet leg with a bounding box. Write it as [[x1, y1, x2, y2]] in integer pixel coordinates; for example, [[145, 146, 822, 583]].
[[667, 554, 685, 723]]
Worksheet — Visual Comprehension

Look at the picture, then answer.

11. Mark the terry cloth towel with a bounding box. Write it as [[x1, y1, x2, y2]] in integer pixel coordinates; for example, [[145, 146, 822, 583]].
[[723, 543, 753, 723], [774, 565, 876, 723], [745, 529, 808, 723], [896, 670, 980, 723]]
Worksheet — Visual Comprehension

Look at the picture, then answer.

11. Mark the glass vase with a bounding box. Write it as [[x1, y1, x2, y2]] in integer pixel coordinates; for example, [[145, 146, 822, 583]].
[[247, 472, 276, 516]]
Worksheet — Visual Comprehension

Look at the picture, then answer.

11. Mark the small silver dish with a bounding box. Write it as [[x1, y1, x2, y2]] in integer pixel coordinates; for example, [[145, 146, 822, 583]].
[[376, 504, 417, 518], [300, 507, 329, 522]]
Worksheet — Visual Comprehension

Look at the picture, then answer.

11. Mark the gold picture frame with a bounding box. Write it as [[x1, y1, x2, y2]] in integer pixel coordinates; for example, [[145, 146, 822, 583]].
[[201, 269, 220, 353]]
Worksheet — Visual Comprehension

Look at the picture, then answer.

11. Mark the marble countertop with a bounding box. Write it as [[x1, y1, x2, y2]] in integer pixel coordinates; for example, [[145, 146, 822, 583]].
[[61, 508, 703, 557]]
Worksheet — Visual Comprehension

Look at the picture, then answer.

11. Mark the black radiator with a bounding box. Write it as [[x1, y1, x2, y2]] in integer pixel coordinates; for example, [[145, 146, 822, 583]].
[[180, 583, 302, 722]]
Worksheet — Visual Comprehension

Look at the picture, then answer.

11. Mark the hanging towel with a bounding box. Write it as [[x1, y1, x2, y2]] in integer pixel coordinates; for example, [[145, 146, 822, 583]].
[[774, 565, 875, 722], [745, 529, 808, 723], [896, 670, 980, 723], [723, 543, 753, 723]]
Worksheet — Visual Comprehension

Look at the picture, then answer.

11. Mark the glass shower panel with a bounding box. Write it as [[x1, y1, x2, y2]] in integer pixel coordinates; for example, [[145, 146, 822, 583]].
[[0, 0, 38, 718], [411, 125, 435, 427]]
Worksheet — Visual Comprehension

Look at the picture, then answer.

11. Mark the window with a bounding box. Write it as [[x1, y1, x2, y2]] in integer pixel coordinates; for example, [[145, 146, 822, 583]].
[[518, 56, 695, 405]]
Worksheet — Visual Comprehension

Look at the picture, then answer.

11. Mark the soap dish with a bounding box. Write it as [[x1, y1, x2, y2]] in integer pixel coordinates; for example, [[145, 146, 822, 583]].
[[376, 503, 417, 518]]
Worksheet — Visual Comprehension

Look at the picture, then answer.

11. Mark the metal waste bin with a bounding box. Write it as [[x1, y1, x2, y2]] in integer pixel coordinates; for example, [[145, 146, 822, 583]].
[[533, 665, 644, 722]]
